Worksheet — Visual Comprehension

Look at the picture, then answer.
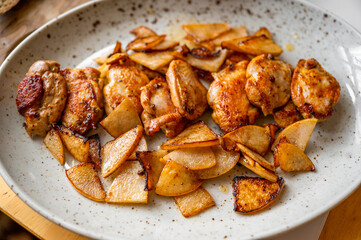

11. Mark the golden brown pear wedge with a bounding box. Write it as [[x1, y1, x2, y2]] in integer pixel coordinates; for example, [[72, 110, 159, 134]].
[[236, 143, 275, 172], [66, 163, 106, 201], [213, 26, 248, 46], [161, 121, 219, 150], [274, 142, 315, 172], [162, 147, 216, 170], [181, 49, 228, 72], [130, 26, 157, 38], [182, 23, 231, 42], [100, 98, 142, 138], [88, 134, 101, 169], [239, 155, 278, 183], [174, 187, 215, 218], [44, 128, 64, 165], [233, 176, 284, 214], [137, 150, 168, 191], [222, 125, 271, 156], [271, 119, 318, 151], [155, 161, 203, 196], [128, 136, 148, 160], [56, 125, 89, 163], [105, 161, 148, 204], [101, 125, 143, 178], [194, 145, 240, 179], [221, 35, 283, 56], [126, 35, 166, 51], [129, 51, 175, 71], [253, 27, 272, 39]]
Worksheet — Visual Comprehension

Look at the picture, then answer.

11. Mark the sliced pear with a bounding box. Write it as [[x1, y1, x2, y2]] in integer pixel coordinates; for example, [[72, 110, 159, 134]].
[[44, 128, 64, 165], [221, 35, 283, 56], [88, 134, 101, 169], [101, 125, 143, 178], [126, 35, 166, 51], [233, 176, 284, 214], [155, 161, 203, 196], [222, 125, 270, 156], [183, 49, 228, 72], [212, 26, 248, 46], [137, 150, 168, 191], [161, 121, 219, 150], [128, 136, 148, 160], [253, 27, 272, 39], [194, 145, 240, 179], [130, 26, 157, 38], [271, 119, 318, 151], [274, 142, 315, 172], [182, 23, 231, 42], [162, 147, 216, 170], [263, 124, 280, 146], [239, 156, 278, 183], [100, 98, 142, 138], [174, 187, 215, 218], [105, 161, 148, 204], [152, 40, 179, 50], [129, 51, 174, 71], [56, 125, 89, 163], [236, 143, 275, 172], [66, 163, 106, 201]]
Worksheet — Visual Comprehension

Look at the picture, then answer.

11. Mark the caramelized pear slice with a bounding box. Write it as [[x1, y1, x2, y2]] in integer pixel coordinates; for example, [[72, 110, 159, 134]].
[[239, 156, 278, 183], [182, 23, 231, 42], [44, 128, 64, 165], [128, 136, 148, 160], [236, 143, 275, 172], [126, 35, 166, 51], [129, 51, 174, 71], [88, 134, 101, 169], [213, 26, 248, 46]]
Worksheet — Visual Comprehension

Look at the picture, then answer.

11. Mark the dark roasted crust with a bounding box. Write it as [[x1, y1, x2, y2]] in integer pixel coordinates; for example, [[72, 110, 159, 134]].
[[232, 176, 284, 214], [16, 75, 43, 115], [88, 134, 101, 169], [189, 48, 220, 59], [136, 151, 152, 191]]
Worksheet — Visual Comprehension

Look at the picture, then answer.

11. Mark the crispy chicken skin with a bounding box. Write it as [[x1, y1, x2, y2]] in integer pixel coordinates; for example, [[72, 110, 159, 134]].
[[245, 54, 293, 116], [272, 100, 301, 128], [61, 67, 103, 135], [208, 60, 260, 133], [16, 60, 67, 137], [291, 58, 340, 121], [140, 77, 188, 138], [166, 60, 208, 120], [103, 57, 149, 115]]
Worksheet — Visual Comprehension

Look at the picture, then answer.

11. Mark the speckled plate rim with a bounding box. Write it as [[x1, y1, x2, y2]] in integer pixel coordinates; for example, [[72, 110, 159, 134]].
[[0, 0, 360, 239]]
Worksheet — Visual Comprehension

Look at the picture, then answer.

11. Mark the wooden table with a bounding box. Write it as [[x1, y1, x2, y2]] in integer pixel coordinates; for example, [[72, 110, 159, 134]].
[[0, 1, 360, 239]]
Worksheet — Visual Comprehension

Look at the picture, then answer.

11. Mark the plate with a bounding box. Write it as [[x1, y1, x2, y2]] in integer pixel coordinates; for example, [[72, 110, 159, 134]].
[[0, 0, 361, 239]]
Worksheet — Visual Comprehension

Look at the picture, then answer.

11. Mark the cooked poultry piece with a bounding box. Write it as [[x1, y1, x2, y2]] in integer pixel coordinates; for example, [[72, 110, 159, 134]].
[[16, 60, 67, 137], [291, 58, 341, 121], [166, 60, 208, 120], [103, 56, 149, 115], [140, 77, 188, 138], [245, 54, 293, 116], [61, 67, 103, 135], [208, 60, 260, 133], [272, 100, 301, 128]]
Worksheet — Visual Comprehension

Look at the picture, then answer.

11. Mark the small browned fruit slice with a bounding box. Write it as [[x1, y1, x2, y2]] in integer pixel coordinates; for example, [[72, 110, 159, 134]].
[[105, 161, 148, 204], [236, 143, 275, 172], [174, 187, 215, 218], [88, 134, 101, 169], [128, 136, 148, 160], [152, 40, 179, 51], [100, 98, 142, 138], [239, 156, 278, 183], [130, 26, 157, 38], [129, 51, 174, 71], [233, 176, 284, 214], [101, 125, 143, 178], [253, 27, 272, 39], [263, 124, 280, 146], [44, 128, 64, 165], [66, 163, 106, 201], [221, 35, 283, 56], [271, 119, 318, 151], [222, 125, 270, 156], [182, 23, 231, 42], [212, 26, 248, 46], [162, 147, 216, 170], [194, 145, 240, 179], [161, 121, 219, 150], [56, 125, 89, 163], [137, 150, 168, 191], [155, 161, 203, 196], [126, 35, 166, 51], [274, 142, 315, 172], [182, 49, 228, 72]]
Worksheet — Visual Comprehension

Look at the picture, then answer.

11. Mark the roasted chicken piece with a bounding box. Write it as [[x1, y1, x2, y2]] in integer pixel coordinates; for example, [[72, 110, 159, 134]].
[[103, 56, 149, 115], [245, 54, 293, 116], [273, 101, 301, 128], [166, 60, 208, 120], [61, 67, 103, 135], [208, 61, 260, 133], [140, 76, 188, 138], [291, 58, 341, 121], [16, 60, 67, 137]]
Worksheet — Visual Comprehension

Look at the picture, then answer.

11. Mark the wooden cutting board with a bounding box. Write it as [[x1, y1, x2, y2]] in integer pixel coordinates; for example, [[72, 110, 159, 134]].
[[0, 1, 360, 239]]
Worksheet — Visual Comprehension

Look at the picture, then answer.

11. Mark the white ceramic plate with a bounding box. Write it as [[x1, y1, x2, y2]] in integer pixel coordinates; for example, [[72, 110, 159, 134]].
[[0, 0, 360, 239]]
